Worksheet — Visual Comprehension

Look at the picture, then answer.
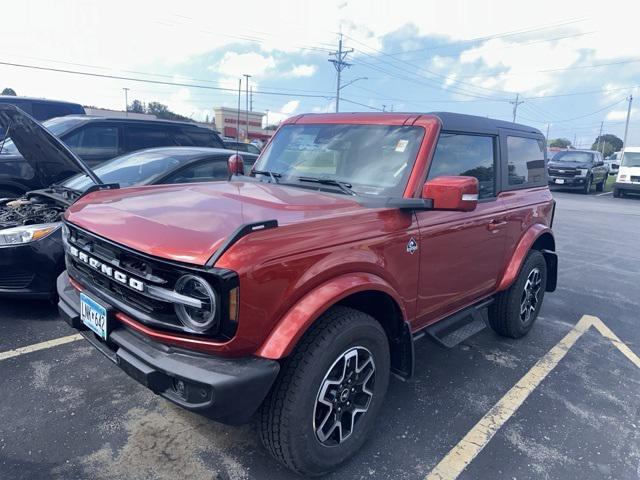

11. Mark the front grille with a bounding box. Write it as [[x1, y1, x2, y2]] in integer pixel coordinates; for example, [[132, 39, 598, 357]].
[[548, 168, 578, 178], [0, 270, 34, 289], [631, 176, 640, 183], [64, 223, 239, 339]]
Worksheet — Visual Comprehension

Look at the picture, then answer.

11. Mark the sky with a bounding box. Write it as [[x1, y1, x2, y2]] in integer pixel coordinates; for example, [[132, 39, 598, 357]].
[[2, 0, 639, 147]]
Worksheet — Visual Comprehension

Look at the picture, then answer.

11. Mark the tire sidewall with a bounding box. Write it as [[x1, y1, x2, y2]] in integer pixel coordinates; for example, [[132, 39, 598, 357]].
[[506, 252, 547, 336], [287, 319, 390, 474]]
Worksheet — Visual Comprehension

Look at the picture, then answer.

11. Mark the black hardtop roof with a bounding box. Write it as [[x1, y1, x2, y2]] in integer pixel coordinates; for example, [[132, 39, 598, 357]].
[[429, 112, 543, 136], [0, 95, 83, 107]]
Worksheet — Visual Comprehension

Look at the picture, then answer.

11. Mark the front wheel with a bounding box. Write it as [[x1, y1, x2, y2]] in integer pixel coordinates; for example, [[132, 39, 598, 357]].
[[582, 175, 592, 194], [613, 188, 622, 198], [259, 306, 390, 476], [596, 176, 605, 192], [489, 250, 547, 338]]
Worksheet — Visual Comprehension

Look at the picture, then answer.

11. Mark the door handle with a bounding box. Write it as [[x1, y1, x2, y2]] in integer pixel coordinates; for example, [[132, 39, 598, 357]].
[[487, 219, 507, 231]]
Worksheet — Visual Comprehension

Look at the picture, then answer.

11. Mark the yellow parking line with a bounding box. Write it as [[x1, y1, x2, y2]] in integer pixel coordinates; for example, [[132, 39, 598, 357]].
[[0, 334, 82, 361], [425, 315, 639, 480]]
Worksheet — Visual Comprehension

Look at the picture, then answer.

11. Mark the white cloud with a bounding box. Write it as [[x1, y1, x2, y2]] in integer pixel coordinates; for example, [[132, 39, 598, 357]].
[[607, 108, 636, 121], [214, 52, 276, 78], [281, 100, 300, 114], [288, 64, 317, 78]]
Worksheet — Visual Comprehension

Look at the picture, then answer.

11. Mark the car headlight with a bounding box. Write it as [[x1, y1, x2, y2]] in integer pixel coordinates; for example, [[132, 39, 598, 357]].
[[0, 222, 60, 246], [618, 174, 628, 182], [173, 274, 218, 332], [579, 169, 589, 176]]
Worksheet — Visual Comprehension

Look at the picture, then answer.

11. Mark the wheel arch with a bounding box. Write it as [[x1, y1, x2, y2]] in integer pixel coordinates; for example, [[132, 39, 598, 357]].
[[255, 273, 414, 379], [497, 225, 557, 293]]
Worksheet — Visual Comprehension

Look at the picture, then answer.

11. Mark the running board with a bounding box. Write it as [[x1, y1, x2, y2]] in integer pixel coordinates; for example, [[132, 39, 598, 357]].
[[418, 298, 493, 348]]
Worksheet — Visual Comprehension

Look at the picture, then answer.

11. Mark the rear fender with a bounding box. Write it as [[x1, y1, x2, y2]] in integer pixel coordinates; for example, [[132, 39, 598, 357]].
[[497, 224, 556, 292], [255, 273, 407, 360]]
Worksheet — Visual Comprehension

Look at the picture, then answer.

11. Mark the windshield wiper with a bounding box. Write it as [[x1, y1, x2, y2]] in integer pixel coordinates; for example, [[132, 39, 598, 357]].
[[253, 170, 281, 183], [296, 176, 356, 196]]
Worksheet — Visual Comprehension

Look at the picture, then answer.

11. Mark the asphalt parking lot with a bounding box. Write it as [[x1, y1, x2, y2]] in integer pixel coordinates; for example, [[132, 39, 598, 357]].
[[1, 190, 639, 480]]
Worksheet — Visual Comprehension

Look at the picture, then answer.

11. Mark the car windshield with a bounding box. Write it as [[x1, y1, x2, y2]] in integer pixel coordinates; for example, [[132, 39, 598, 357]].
[[621, 151, 640, 167], [552, 151, 594, 163], [253, 124, 425, 196], [0, 116, 84, 156], [63, 150, 190, 190]]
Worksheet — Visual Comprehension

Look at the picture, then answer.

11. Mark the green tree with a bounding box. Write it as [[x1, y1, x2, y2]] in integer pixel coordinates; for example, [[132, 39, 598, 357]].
[[591, 134, 622, 157], [145, 101, 192, 122], [549, 138, 572, 148], [1, 88, 17, 96], [128, 99, 145, 114]]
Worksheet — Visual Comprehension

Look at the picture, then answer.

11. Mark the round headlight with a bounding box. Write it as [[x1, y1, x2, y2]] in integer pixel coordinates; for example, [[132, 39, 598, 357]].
[[173, 275, 217, 332]]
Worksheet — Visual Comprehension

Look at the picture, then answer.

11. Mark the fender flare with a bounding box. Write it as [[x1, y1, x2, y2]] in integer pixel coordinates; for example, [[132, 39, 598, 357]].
[[255, 272, 407, 360], [496, 224, 555, 292]]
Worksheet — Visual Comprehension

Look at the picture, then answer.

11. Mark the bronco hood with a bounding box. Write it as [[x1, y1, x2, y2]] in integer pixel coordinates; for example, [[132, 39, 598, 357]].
[[0, 104, 102, 187], [65, 181, 364, 265]]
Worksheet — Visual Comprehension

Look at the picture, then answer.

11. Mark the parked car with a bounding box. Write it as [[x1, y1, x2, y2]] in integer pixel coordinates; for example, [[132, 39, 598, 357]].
[[57, 112, 557, 476], [0, 112, 226, 197], [223, 140, 261, 154], [0, 104, 256, 298], [605, 151, 621, 176], [613, 147, 640, 197], [0, 96, 84, 125], [547, 149, 608, 193]]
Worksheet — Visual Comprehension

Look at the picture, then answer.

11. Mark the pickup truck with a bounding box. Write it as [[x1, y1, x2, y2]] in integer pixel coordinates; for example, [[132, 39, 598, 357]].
[[57, 112, 557, 476]]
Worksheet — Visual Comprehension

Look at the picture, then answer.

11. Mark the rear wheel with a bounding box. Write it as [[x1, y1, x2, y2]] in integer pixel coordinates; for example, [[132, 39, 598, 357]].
[[489, 250, 547, 338], [259, 306, 390, 476]]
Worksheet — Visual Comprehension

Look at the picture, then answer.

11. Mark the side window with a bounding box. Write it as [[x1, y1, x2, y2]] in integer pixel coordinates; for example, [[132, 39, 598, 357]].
[[428, 133, 496, 199], [63, 125, 119, 157], [124, 126, 175, 151], [161, 158, 229, 184], [506, 136, 546, 187], [32, 102, 76, 120], [174, 128, 224, 148]]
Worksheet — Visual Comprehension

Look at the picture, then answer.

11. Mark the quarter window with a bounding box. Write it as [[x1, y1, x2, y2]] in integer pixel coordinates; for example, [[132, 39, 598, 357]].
[[124, 126, 175, 151], [506, 136, 545, 186], [428, 133, 496, 199]]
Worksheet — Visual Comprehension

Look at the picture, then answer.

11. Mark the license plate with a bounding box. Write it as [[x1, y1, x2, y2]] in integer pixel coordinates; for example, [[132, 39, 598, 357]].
[[80, 293, 108, 340], [554, 178, 565, 184]]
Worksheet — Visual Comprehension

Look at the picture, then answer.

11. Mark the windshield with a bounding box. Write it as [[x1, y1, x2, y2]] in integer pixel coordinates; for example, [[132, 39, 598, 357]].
[[254, 124, 425, 196], [621, 151, 640, 167], [552, 151, 594, 163], [63, 150, 187, 190], [0, 116, 84, 156]]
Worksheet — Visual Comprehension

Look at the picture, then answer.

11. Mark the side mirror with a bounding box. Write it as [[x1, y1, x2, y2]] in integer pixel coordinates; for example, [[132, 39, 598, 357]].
[[228, 154, 245, 176], [422, 176, 479, 212]]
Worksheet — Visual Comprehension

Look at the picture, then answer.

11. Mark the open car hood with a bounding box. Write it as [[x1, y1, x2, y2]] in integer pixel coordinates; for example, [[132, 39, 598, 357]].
[[0, 104, 100, 188]]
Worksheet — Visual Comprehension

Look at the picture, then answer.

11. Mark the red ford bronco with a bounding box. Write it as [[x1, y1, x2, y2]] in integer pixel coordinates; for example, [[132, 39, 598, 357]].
[[58, 112, 557, 476]]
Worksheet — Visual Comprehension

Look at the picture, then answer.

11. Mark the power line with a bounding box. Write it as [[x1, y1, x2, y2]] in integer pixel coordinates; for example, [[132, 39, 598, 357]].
[[0, 60, 334, 100]]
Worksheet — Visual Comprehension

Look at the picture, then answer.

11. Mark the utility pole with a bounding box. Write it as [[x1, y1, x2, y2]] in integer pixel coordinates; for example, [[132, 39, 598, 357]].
[[546, 123, 550, 142], [382, 105, 386, 112], [243, 74, 251, 141], [573, 133, 577, 148], [328, 33, 353, 113], [265, 109, 269, 129], [236, 78, 242, 142], [622, 94, 633, 150], [250, 86, 253, 112], [123, 88, 130, 117], [510, 93, 524, 123], [597, 121, 604, 153]]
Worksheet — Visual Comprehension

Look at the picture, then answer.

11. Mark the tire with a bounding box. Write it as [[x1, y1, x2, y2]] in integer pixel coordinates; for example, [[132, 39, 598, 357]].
[[582, 175, 592, 194], [489, 250, 547, 338], [613, 188, 622, 198], [259, 306, 390, 476], [596, 176, 605, 192]]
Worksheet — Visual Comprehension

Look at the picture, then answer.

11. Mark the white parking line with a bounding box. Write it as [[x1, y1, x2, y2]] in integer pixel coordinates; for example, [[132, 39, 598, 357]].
[[425, 315, 640, 480], [0, 334, 82, 361], [597, 191, 612, 196]]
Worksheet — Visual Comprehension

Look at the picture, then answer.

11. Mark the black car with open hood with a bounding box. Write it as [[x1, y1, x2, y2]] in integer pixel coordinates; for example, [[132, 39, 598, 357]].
[[0, 105, 257, 298]]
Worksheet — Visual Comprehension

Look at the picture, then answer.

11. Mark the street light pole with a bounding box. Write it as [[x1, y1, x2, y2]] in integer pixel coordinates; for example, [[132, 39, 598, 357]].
[[622, 94, 634, 150], [243, 74, 251, 141]]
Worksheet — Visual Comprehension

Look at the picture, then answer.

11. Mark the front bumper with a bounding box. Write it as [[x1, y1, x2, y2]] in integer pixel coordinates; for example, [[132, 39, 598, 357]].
[[548, 176, 587, 188], [614, 182, 640, 193], [0, 230, 64, 298], [57, 271, 279, 425]]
